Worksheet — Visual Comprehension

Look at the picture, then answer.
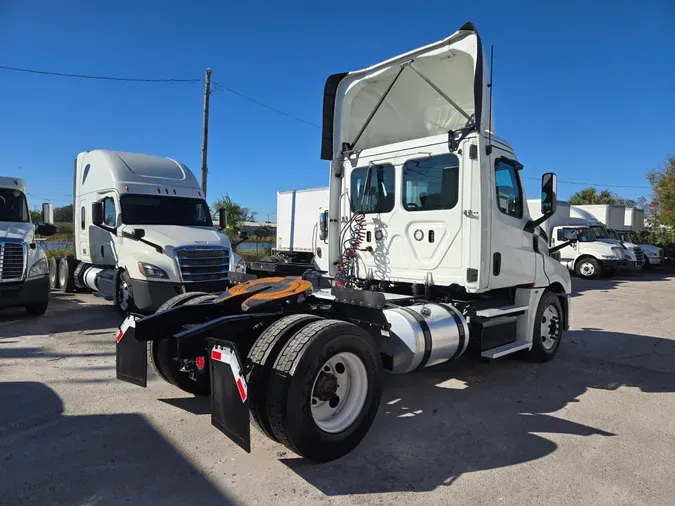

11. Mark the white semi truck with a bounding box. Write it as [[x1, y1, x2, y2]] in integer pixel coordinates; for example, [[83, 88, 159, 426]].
[[570, 205, 644, 271], [0, 177, 56, 315], [116, 22, 575, 463], [619, 207, 663, 266], [54, 150, 246, 315], [528, 199, 625, 279]]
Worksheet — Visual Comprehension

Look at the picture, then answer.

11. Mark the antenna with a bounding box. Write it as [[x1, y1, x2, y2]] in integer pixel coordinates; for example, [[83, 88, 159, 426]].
[[487, 45, 494, 155]]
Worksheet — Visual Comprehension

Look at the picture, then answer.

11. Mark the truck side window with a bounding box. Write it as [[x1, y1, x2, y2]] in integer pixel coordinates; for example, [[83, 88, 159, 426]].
[[81, 206, 85, 230], [494, 160, 523, 218], [350, 164, 395, 214], [402, 154, 459, 211], [103, 197, 117, 228]]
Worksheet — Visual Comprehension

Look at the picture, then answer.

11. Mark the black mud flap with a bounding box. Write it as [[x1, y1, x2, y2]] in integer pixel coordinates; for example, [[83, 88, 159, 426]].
[[208, 339, 251, 453], [115, 314, 147, 387]]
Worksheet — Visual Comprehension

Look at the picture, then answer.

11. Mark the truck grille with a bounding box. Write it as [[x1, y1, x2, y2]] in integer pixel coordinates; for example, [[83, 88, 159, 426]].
[[175, 246, 229, 283], [0, 242, 26, 282], [633, 247, 644, 264]]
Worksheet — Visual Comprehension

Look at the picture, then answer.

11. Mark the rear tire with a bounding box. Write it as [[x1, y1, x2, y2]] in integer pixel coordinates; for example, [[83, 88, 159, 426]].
[[246, 313, 322, 442], [526, 291, 564, 363], [575, 257, 599, 279], [261, 254, 287, 263], [48, 257, 60, 289], [267, 319, 383, 462], [26, 300, 49, 316], [148, 291, 210, 383], [58, 256, 77, 293], [154, 293, 218, 396]]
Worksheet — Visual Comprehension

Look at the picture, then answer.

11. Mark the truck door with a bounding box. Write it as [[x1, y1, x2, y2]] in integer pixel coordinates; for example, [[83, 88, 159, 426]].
[[489, 154, 536, 288], [90, 194, 119, 266]]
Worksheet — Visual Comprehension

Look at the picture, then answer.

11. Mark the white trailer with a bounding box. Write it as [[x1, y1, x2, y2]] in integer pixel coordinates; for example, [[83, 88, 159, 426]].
[[0, 177, 56, 315], [117, 22, 577, 463], [275, 187, 329, 263], [624, 207, 645, 230], [54, 150, 247, 315]]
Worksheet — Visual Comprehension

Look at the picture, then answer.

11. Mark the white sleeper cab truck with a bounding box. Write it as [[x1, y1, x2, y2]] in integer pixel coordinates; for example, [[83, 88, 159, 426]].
[[570, 205, 644, 271], [620, 207, 663, 266], [55, 150, 244, 315], [0, 177, 56, 315], [115, 22, 573, 463], [528, 199, 626, 279]]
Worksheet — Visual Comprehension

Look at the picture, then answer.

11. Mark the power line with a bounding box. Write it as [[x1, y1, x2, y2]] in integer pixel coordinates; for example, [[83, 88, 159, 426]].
[[521, 176, 650, 189], [0, 65, 201, 83], [213, 81, 320, 129]]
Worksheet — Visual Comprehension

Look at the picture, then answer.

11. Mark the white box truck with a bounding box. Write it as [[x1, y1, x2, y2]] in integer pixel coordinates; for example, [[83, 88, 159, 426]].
[[619, 207, 662, 266], [117, 22, 577, 463], [528, 199, 625, 278], [0, 177, 56, 315], [54, 150, 247, 315], [570, 205, 644, 270]]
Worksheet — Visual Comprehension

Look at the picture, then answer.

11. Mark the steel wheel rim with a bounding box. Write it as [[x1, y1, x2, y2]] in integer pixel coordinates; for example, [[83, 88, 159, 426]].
[[58, 263, 67, 288], [580, 262, 594, 276], [540, 304, 561, 350], [117, 278, 130, 311], [310, 352, 368, 434]]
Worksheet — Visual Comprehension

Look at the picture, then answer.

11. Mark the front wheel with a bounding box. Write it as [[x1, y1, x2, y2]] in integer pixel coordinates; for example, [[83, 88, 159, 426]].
[[575, 258, 599, 279], [526, 291, 564, 363], [267, 320, 383, 462], [113, 270, 137, 316]]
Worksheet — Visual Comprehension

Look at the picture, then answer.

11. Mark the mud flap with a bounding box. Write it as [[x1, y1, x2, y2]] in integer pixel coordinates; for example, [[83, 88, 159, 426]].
[[208, 340, 250, 453], [115, 314, 147, 387]]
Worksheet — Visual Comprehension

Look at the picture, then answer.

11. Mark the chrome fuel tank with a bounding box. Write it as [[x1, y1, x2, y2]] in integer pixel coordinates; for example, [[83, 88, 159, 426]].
[[381, 303, 469, 375]]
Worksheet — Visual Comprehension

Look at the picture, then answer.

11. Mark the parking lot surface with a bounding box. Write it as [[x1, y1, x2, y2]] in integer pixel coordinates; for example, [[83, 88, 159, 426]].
[[1, 272, 674, 506]]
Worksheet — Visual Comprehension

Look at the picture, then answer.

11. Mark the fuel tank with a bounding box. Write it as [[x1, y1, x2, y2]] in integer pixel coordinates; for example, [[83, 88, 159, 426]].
[[381, 303, 469, 375]]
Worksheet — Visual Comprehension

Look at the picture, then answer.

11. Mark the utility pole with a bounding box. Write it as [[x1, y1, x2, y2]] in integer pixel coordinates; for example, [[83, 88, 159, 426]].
[[200, 68, 212, 198]]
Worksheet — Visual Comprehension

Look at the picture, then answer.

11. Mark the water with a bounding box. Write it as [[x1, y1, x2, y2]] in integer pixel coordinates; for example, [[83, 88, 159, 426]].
[[39, 240, 273, 251]]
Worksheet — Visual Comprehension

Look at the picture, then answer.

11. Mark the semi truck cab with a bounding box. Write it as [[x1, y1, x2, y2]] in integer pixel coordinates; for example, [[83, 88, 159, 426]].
[[58, 150, 243, 314], [0, 177, 55, 315]]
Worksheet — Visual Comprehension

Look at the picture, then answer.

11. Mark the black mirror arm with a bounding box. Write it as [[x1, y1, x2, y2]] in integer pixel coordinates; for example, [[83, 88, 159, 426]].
[[121, 231, 163, 253], [524, 214, 550, 234], [549, 239, 577, 254]]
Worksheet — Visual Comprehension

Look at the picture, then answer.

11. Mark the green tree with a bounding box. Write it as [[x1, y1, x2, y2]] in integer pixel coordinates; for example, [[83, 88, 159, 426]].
[[647, 154, 675, 229], [211, 194, 256, 239], [29, 207, 42, 222], [568, 187, 618, 205], [54, 204, 73, 223]]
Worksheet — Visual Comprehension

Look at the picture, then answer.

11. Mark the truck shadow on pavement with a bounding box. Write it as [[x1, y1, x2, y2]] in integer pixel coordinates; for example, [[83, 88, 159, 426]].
[[0, 381, 234, 506], [0, 291, 119, 339], [571, 270, 674, 295], [282, 329, 675, 495]]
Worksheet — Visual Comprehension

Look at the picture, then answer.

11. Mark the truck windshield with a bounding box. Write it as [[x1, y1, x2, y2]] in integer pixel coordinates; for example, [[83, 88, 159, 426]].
[[574, 228, 596, 242], [120, 195, 213, 227], [591, 226, 611, 239], [0, 188, 30, 222]]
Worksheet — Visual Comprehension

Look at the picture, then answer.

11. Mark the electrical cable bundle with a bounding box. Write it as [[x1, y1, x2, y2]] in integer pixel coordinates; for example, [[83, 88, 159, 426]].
[[334, 213, 366, 287]]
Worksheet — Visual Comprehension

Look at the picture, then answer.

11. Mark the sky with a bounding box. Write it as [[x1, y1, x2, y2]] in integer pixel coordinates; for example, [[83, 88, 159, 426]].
[[1, 0, 674, 221]]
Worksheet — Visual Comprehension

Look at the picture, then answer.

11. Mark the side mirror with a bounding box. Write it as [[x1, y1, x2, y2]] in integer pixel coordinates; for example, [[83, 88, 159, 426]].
[[36, 224, 57, 237], [92, 202, 103, 226], [319, 210, 328, 241], [541, 172, 557, 216], [238, 230, 249, 241], [41, 203, 54, 225], [218, 208, 227, 230], [132, 228, 145, 240]]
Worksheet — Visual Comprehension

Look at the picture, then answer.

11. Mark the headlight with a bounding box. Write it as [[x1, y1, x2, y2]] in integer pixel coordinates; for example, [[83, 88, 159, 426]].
[[28, 258, 49, 278], [611, 247, 623, 259], [235, 258, 247, 273], [138, 262, 168, 279]]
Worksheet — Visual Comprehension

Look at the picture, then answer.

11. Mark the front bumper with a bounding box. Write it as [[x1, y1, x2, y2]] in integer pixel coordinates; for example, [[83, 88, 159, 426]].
[[618, 259, 644, 271], [130, 278, 231, 313], [646, 256, 664, 265], [0, 276, 50, 309]]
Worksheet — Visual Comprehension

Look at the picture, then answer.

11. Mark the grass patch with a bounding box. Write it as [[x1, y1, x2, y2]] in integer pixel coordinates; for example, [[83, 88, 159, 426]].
[[43, 248, 74, 260], [236, 249, 272, 262]]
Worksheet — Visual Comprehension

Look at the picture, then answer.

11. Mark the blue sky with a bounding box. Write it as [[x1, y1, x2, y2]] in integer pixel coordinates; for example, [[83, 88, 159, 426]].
[[1, 0, 673, 221]]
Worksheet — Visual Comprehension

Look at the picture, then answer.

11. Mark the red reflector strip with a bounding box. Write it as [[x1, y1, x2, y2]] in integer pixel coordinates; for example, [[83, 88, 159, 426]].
[[115, 330, 124, 343], [236, 377, 248, 402], [211, 350, 222, 361]]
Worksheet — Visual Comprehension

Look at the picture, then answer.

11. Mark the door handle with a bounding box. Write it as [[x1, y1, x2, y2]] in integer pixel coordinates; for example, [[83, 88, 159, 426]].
[[463, 210, 478, 218]]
